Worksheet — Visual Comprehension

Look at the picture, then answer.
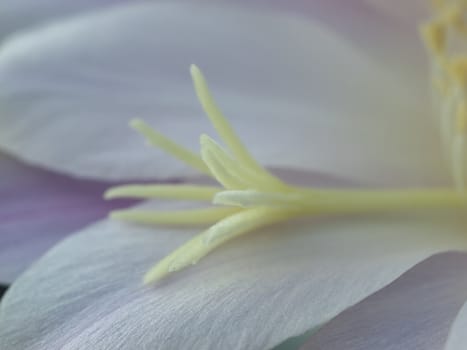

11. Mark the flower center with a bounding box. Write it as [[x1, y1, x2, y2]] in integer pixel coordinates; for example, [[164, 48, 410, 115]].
[[105, 64, 467, 284], [421, 0, 467, 190]]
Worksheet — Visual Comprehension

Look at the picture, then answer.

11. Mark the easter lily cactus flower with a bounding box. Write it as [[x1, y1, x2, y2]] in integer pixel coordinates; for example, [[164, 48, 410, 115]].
[[1, 1, 467, 350]]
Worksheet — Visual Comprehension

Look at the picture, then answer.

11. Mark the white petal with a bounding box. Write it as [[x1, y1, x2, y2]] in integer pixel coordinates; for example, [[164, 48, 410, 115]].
[[0, 201, 465, 349], [445, 301, 467, 350], [301, 252, 467, 349], [0, 0, 135, 41], [0, 2, 448, 185]]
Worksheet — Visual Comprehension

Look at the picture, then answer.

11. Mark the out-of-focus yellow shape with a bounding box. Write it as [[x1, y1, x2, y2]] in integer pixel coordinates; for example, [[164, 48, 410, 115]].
[[422, 0, 467, 191]]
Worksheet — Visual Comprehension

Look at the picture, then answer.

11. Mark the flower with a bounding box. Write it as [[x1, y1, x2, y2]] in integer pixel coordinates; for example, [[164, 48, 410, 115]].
[[0, 1, 467, 349]]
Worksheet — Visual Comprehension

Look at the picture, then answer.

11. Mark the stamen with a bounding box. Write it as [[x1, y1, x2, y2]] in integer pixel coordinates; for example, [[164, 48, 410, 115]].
[[453, 135, 466, 191], [422, 3, 467, 190], [130, 118, 210, 175], [432, 0, 445, 11], [104, 184, 220, 200], [420, 21, 446, 55], [440, 85, 459, 151], [110, 207, 239, 226], [457, 99, 467, 134], [453, 99, 467, 191]]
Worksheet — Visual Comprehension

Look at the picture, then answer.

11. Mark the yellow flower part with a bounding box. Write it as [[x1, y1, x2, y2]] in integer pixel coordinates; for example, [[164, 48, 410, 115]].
[[105, 65, 467, 285], [421, 0, 467, 191]]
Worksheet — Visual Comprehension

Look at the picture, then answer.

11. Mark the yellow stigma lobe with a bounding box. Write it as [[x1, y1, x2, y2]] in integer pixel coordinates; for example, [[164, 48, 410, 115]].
[[106, 65, 467, 285]]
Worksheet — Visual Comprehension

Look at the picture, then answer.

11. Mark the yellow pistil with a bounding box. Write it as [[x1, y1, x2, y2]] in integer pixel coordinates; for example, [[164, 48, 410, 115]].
[[421, 0, 467, 190], [105, 64, 467, 284]]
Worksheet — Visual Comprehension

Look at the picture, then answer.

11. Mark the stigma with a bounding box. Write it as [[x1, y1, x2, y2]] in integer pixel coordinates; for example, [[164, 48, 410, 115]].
[[105, 65, 467, 284], [421, 0, 467, 191]]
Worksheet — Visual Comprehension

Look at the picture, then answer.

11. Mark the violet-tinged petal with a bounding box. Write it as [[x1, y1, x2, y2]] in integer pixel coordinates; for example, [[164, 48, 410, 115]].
[[0, 0, 140, 42], [0, 169, 466, 349], [0, 2, 447, 186], [232, 0, 426, 81], [300, 251, 467, 350], [445, 301, 467, 350], [0, 152, 135, 283], [363, 0, 429, 23]]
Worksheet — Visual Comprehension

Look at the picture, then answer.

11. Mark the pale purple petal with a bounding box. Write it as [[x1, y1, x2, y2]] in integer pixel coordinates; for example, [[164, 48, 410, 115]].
[[0, 2, 447, 186], [0, 171, 465, 349], [445, 301, 467, 350], [233, 0, 426, 79], [0, 0, 141, 41], [363, 0, 429, 23], [301, 251, 467, 350], [244, 0, 430, 117], [0, 152, 135, 283]]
